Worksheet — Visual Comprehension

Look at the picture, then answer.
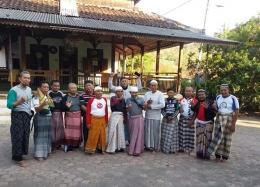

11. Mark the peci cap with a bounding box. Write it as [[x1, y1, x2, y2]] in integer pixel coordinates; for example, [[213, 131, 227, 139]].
[[94, 86, 102, 91]]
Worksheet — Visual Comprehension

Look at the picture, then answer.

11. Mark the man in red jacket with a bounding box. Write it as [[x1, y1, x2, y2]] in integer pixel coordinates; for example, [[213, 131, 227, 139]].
[[85, 86, 108, 155]]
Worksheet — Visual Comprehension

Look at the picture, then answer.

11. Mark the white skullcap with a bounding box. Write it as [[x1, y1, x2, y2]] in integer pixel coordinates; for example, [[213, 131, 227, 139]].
[[130, 87, 138, 92], [115, 86, 123, 92], [150, 80, 158, 84], [94, 86, 102, 91]]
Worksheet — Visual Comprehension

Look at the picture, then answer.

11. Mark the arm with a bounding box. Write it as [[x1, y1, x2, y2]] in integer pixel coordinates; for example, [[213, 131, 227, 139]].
[[137, 77, 142, 90], [104, 98, 109, 124], [34, 98, 48, 113], [188, 111, 197, 126], [80, 95, 87, 112], [151, 93, 165, 109], [171, 101, 180, 119], [86, 98, 94, 125], [108, 77, 116, 90], [7, 90, 17, 109], [61, 95, 69, 112]]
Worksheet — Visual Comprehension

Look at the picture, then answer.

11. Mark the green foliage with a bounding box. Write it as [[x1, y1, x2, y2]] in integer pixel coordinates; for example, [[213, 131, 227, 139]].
[[186, 15, 260, 110]]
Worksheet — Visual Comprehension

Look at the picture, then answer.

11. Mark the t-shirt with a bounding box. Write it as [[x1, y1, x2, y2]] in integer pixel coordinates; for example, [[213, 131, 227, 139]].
[[216, 94, 239, 113], [32, 96, 51, 116], [48, 90, 63, 110], [90, 98, 107, 116], [144, 90, 165, 120], [65, 95, 81, 112], [180, 98, 198, 118], [161, 98, 180, 118], [126, 97, 144, 116]]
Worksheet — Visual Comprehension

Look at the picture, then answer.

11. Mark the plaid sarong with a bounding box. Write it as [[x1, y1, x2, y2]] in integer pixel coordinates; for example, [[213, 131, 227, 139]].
[[178, 115, 195, 151], [160, 117, 179, 153], [129, 114, 144, 155], [207, 114, 233, 158], [106, 112, 126, 153], [51, 111, 65, 148], [144, 118, 161, 151]]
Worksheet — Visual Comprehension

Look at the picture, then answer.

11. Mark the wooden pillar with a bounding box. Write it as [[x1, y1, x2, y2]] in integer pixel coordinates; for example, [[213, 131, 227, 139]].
[[204, 44, 209, 90], [177, 42, 184, 93], [140, 46, 144, 73], [156, 41, 161, 74], [131, 50, 134, 72], [122, 38, 126, 72], [8, 29, 13, 88], [111, 36, 115, 72], [20, 27, 26, 70]]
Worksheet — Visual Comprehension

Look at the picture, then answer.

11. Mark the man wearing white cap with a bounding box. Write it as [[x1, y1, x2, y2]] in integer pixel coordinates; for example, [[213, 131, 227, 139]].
[[108, 73, 142, 143], [126, 86, 145, 156], [106, 86, 126, 154], [85, 86, 108, 155], [144, 80, 165, 154], [207, 84, 239, 163]]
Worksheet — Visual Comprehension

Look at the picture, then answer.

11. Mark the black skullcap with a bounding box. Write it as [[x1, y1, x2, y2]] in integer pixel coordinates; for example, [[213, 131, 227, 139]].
[[220, 84, 229, 88], [197, 89, 206, 93], [85, 80, 93, 85]]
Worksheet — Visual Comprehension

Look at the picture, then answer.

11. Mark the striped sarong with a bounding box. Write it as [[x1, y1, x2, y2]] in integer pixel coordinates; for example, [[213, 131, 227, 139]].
[[85, 115, 106, 154], [64, 111, 82, 147], [129, 114, 144, 155], [160, 117, 179, 153], [178, 115, 195, 151], [207, 114, 233, 159], [106, 112, 126, 153], [10, 111, 31, 161], [33, 113, 52, 158], [144, 118, 160, 151], [196, 120, 213, 159], [50, 111, 65, 148]]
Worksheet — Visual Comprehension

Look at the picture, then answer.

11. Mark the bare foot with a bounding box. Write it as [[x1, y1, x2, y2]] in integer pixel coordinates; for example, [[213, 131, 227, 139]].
[[174, 151, 179, 155], [189, 151, 195, 157], [102, 151, 106, 155], [36, 158, 44, 162], [67, 151, 73, 154], [89, 153, 94, 156], [51, 150, 56, 154], [215, 158, 221, 163], [221, 159, 227, 163], [152, 150, 157, 155], [17, 161, 29, 167]]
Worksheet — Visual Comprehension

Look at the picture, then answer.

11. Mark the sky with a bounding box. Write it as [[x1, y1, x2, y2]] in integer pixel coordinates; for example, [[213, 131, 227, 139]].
[[137, 0, 260, 36]]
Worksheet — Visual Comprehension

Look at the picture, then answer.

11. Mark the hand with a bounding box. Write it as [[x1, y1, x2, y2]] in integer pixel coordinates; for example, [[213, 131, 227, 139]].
[[20, 96, 27, 103], [188, 120, 194, 127], [127, 101, 132, 109], [180, 108, 184, 113], [190, 100, 195, 108], [119, 96, 124, 101], [110, 72, 115, 77], [147, 98, 153, 104], [87, 125, 91, 129], [43, 99, 49, 106], [202, 101, 209, 109], [230, 124, 235, 133], [212, 100, 217, 110], [167, 116, 173, 123], [66, 101, 72, 108]]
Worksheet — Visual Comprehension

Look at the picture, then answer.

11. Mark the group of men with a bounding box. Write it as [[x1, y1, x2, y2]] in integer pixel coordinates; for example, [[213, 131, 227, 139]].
[[7, 71, 239, 167]]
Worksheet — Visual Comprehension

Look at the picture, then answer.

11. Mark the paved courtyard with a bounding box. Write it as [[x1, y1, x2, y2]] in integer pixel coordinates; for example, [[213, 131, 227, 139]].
[[0, 99, 260, 187]]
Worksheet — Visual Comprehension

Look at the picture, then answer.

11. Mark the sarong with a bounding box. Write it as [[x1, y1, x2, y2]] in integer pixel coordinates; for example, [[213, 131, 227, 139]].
[[129, 114, 144, 155], [85, 115, 106, 154], [50, 111, 65, 148], [160, 117, 179, 153], [178, 115, 195, 151], [82, 114, 88, 146], [207, 114, 233, 159], [64, 111, 82, 146], [196, 120, 213, 159], [144, 118, 160, 151], [10, 111, 31, 161], [106, 112, 126, 153], [33, 113, 52, 158]]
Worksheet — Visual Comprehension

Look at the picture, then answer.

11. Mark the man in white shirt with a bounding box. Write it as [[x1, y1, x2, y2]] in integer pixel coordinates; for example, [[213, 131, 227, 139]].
[[144, 80, 165, 154], [207, 84, 239, 163]]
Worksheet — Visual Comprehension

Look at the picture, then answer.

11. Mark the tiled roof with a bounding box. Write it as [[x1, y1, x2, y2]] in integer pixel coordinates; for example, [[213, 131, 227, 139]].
[[0, 0, 189, 30]]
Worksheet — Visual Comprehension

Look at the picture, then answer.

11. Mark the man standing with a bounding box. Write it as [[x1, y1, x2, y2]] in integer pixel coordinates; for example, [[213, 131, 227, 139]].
[[80, 80, 95, 146], [189, 89, 216, 159], [48, 80, 65, 152], [144, 80, 165, 154], [106, 86, 126, 153], [85, 86, 108, 155], [62, 83, 82, 153], [108, 73, 142, 143], [179, 86, 197, 156], [7, 71, 32, 167], [207, 84, 239, 163]]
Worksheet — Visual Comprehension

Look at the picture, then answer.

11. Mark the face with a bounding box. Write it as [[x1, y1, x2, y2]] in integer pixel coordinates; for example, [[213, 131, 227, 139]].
[[116, 89, 123, 97], [19, 73, 31, 87], [167, 90, 175, 98], [150, 84, 158, 92], [51, 82, 60, 92], [85, 83, 94, 92], [185, 87, 193, 97], [121, 79, 128, 87], [69, 84, 77, 94], [198, 92, 206, 101], [40, 83, 49, 94], [95, 90, 103, 97], [220, 87, 229, 97], [130, 91, 138, 98]]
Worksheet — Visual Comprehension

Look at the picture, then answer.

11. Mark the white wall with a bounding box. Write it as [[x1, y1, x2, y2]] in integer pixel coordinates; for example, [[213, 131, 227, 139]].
[[0, 47, 6, 68]]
